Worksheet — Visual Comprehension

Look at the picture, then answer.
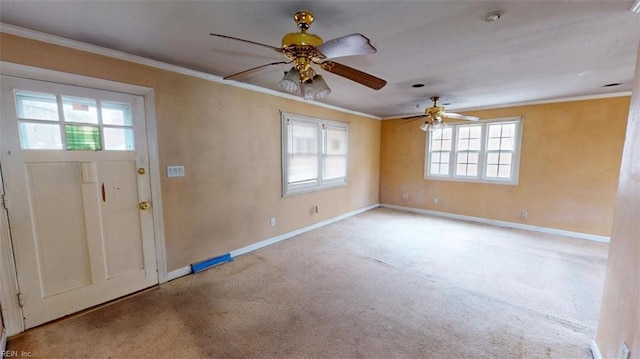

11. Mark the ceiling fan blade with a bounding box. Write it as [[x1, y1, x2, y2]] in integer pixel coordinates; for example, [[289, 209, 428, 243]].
[[320, 61, 387, 90], [224, 61, 290, 80], [316, 34, 377, 60], [401, 114, 427, 120], [444, 112, 479, 121], [210, 33, 284, 53]]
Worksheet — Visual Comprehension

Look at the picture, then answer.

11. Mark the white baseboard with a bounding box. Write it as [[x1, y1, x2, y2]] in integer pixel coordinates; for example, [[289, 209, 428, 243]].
[[166, 265, 192, 281], [1, 327, 7, 353], [165, 204, 380, 282], [380, 204, 610, 243], [590, 340, 603, 359], [230, 204, 380, 258]]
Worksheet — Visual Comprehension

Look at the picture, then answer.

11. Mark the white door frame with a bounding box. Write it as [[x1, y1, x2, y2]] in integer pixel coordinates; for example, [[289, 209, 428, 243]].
[[0, 61, 168, 336]]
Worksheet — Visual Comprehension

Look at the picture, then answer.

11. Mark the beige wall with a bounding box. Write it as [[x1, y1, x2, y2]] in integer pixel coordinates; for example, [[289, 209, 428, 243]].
[[380, 97, 629, 236], [0, 34, 381, 271], [595, 43, 640, 358]]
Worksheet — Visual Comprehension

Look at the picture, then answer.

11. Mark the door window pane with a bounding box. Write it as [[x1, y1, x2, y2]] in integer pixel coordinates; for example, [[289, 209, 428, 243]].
[[19, 122, 63, 149], [16, 90, 59, 122], [104, 128, 135, 151], [101, 101, 132, 126], [62, 96, 98, 124], [65, 125, 101, 151]]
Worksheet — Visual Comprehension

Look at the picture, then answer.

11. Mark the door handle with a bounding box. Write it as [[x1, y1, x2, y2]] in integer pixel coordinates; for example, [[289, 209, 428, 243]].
[[138, 202, 150, 210]]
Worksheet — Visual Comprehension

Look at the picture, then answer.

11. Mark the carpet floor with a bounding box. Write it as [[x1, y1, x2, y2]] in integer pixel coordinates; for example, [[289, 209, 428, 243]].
[[7, 208, 608, 358]]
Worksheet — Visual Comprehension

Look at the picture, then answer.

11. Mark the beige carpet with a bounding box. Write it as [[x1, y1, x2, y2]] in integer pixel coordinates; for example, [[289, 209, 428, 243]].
[[7, 208, 608, 358]]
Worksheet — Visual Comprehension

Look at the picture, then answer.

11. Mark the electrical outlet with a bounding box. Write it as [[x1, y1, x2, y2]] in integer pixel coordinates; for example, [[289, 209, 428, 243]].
[[621, 342, 630, 359], [521, 211, 528, 219], [270, 218, 276, 227], [433, 197, 439, 204], [401, 193, 409, 200], [167, 165, 185, 178]]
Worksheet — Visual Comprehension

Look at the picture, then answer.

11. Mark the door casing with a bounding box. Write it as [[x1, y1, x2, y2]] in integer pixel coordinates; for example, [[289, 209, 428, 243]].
[[0, 61, 168, 336]]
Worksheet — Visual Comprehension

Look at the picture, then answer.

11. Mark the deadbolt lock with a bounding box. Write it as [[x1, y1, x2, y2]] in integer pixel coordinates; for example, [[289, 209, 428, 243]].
[[137, 168, 146, 175], [139, 201, 151, 210]]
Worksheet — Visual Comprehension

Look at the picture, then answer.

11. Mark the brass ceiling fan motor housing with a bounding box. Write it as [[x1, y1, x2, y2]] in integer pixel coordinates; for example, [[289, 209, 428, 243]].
[[282, 11, 324, 82], [426, 97, 445, 121]]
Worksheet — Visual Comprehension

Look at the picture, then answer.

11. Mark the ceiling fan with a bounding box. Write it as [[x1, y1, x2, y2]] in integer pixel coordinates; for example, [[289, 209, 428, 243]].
[[402, 97, 479, 131], [210, 10, 387, 100]]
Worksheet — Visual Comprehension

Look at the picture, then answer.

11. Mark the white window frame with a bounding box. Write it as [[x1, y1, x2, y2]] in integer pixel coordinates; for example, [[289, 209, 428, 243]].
[[424, 116, 523, 185], [15, 89, 136, 152], [282, 112, 348, 196]]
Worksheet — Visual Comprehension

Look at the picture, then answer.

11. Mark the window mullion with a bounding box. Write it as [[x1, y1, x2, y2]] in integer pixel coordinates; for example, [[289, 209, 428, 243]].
[[318, 123, 324, 186], [56, 94, 68, 149], [449, 124, 457, 177], [96, 100, 105, 152], [479, 123, 487, 179]]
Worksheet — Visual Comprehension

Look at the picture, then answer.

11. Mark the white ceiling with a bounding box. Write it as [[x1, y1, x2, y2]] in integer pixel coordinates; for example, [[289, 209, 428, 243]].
[[1, 1, 639, 118]]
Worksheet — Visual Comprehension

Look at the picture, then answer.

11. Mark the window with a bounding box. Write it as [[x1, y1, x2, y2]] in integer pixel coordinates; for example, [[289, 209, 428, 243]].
[[15, 90, 135, 151], [425, 117, 523, 184], [282, 113, 348, 195]]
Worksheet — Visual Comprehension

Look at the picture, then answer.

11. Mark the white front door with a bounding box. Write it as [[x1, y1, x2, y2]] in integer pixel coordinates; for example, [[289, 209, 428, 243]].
[[0, 75, 158, 329]]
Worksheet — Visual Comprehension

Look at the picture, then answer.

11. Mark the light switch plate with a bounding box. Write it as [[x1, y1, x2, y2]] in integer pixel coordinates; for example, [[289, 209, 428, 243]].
[[167, 165, 185, 178]]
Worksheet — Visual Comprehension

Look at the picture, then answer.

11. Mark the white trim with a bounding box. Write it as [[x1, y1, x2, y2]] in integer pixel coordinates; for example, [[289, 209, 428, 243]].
[[0, 23, 380, 121], [0, 158, 24, 336], [590, 340, 603, 359], [166, 266, 192, 282], [380, 204, 610, 243], [381, 92, 632, 120], [0, 62, 168, 334], [1, 327, 6, 353], [230, 204, 379, 257], [143, 92, 168, 283], [631, 0, 640, 13]]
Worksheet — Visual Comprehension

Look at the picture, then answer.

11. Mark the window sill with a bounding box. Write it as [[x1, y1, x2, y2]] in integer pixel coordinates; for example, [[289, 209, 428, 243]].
[[283, 182, 348, 197], [424, 176, 518, 186]]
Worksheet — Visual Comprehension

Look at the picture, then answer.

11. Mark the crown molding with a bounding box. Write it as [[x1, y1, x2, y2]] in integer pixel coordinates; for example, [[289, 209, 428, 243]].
[[380, 91, 632, 120], [0, 23, 381, 120]]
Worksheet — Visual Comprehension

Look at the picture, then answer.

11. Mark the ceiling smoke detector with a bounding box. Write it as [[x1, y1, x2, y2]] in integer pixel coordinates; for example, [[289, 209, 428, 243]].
[[483, 11, 502, 22]]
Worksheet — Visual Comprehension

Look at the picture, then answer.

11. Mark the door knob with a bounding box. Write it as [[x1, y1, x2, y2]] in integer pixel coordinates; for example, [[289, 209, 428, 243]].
[[139, 201, 150, 210]]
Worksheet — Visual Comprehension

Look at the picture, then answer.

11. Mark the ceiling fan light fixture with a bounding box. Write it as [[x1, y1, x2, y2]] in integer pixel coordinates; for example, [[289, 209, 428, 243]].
[[301, 75, 332, 100], [311, 75, 331, 99], [432, 120, 446, 131], [419, 122, 430, 132], [302, 81, 315, 100], [279, 67, 301, 93]]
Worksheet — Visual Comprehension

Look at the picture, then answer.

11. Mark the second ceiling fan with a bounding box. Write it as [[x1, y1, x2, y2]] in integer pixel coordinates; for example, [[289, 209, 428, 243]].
[[403, 97, 479, 131], [210, 10, 387, 100]]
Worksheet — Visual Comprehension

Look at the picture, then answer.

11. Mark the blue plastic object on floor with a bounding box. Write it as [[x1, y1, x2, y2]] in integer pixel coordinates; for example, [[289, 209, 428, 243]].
[[191, 253, 233, 273]]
